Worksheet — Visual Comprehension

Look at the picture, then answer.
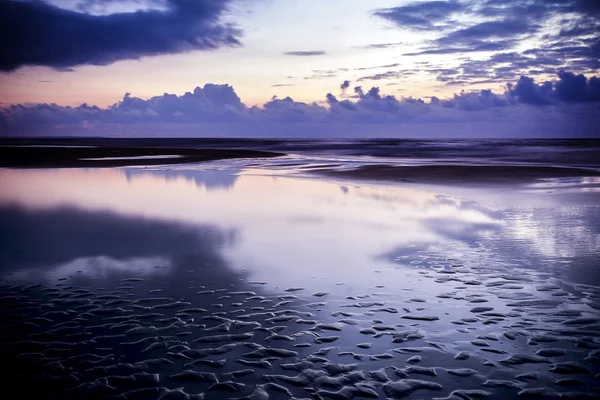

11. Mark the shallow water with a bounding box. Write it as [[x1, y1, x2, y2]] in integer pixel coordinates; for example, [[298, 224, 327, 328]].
[[1, 163, 599, 399]]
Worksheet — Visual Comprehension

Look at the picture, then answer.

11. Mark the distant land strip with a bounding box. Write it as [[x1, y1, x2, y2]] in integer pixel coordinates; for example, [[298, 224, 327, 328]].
[[0, 146, 283, 168]]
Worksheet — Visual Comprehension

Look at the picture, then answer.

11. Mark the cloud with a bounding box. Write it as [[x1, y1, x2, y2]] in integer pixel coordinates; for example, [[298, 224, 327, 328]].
[[357, 70, 413, 82], [429, 50, 567, 86], [576, 0, 600, 14], [445, 88, 511, 110], [508, 72, 600, 104], [405, 19, 536, 56], [76, 0, 167, 14], [554, 71, 600, 102], [524, 39, 600, 73], [373, 1, 600, 86], [426, 37, 599, 84], [509, 76, 554, 105], [0, 204, 235, 271], [303, 72, 337, 80], [0, 203, 252, 285], [2, 73, 600, 137], [404, 40, 515, 56], [435, 20, 536, 44], [340, 80, 351, 95], [354, 42, 403, 49], [0, 0, 241, 72], [355, 63, 400, 71], [111, 83, 246, 123], [283, 51, 327, 56], [373, 1, 463, 31]]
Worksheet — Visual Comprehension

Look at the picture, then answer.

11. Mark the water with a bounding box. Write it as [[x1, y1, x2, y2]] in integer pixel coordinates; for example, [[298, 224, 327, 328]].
[[0, 153, 599, 399]]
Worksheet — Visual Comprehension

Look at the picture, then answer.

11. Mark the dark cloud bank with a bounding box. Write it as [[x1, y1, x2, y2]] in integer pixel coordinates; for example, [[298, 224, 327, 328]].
[[0, 0, 240, 72], [2, 72, 600, 138]]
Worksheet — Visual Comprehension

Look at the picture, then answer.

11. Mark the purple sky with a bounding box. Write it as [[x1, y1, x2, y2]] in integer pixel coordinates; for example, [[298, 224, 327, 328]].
[[1, 0, 599, 137]]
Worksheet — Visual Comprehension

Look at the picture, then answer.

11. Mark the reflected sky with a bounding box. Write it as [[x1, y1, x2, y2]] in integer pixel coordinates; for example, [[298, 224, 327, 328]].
[[0, 166, 598, 289], [0, 204, 236, 281], [123, 166, 241, 191]]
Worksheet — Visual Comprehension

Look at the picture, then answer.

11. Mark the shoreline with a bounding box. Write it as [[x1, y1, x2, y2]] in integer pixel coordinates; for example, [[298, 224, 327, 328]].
[[0, 146, 283, 168], [2, 144, 600, 185]]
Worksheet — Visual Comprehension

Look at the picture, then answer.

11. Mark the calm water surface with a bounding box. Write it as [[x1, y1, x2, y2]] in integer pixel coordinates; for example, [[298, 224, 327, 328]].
[[0, 164, 599, 399]]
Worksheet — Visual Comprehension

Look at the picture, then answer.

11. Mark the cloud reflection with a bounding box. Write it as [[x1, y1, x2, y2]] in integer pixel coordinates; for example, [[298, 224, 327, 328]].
[[0, 204, 236, 281], [10, 256, 172, 281], [0, 166, 598, 286], [123, 167, 241, 191]]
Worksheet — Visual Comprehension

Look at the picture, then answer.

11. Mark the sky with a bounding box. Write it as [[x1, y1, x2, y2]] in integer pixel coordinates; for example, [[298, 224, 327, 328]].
[[0, 0, 599, 137]]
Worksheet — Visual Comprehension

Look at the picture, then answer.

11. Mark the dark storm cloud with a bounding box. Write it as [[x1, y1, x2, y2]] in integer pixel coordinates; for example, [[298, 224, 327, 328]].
[[373, 1, 463, 31], [0, 0, 241, 72], [284, 51, 327, 56]]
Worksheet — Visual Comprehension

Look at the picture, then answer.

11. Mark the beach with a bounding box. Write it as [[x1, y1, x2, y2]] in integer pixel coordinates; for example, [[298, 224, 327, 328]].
[[0, 144, 282, 168], [1, 139, 599, 399]]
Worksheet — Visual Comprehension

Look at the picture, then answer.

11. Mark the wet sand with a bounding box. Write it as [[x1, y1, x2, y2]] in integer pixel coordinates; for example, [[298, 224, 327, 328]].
[[315, 164, 600, 184], [0, 146, 282, 168], [2, 259, 600, 400], [1, 153, 599, 399]]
